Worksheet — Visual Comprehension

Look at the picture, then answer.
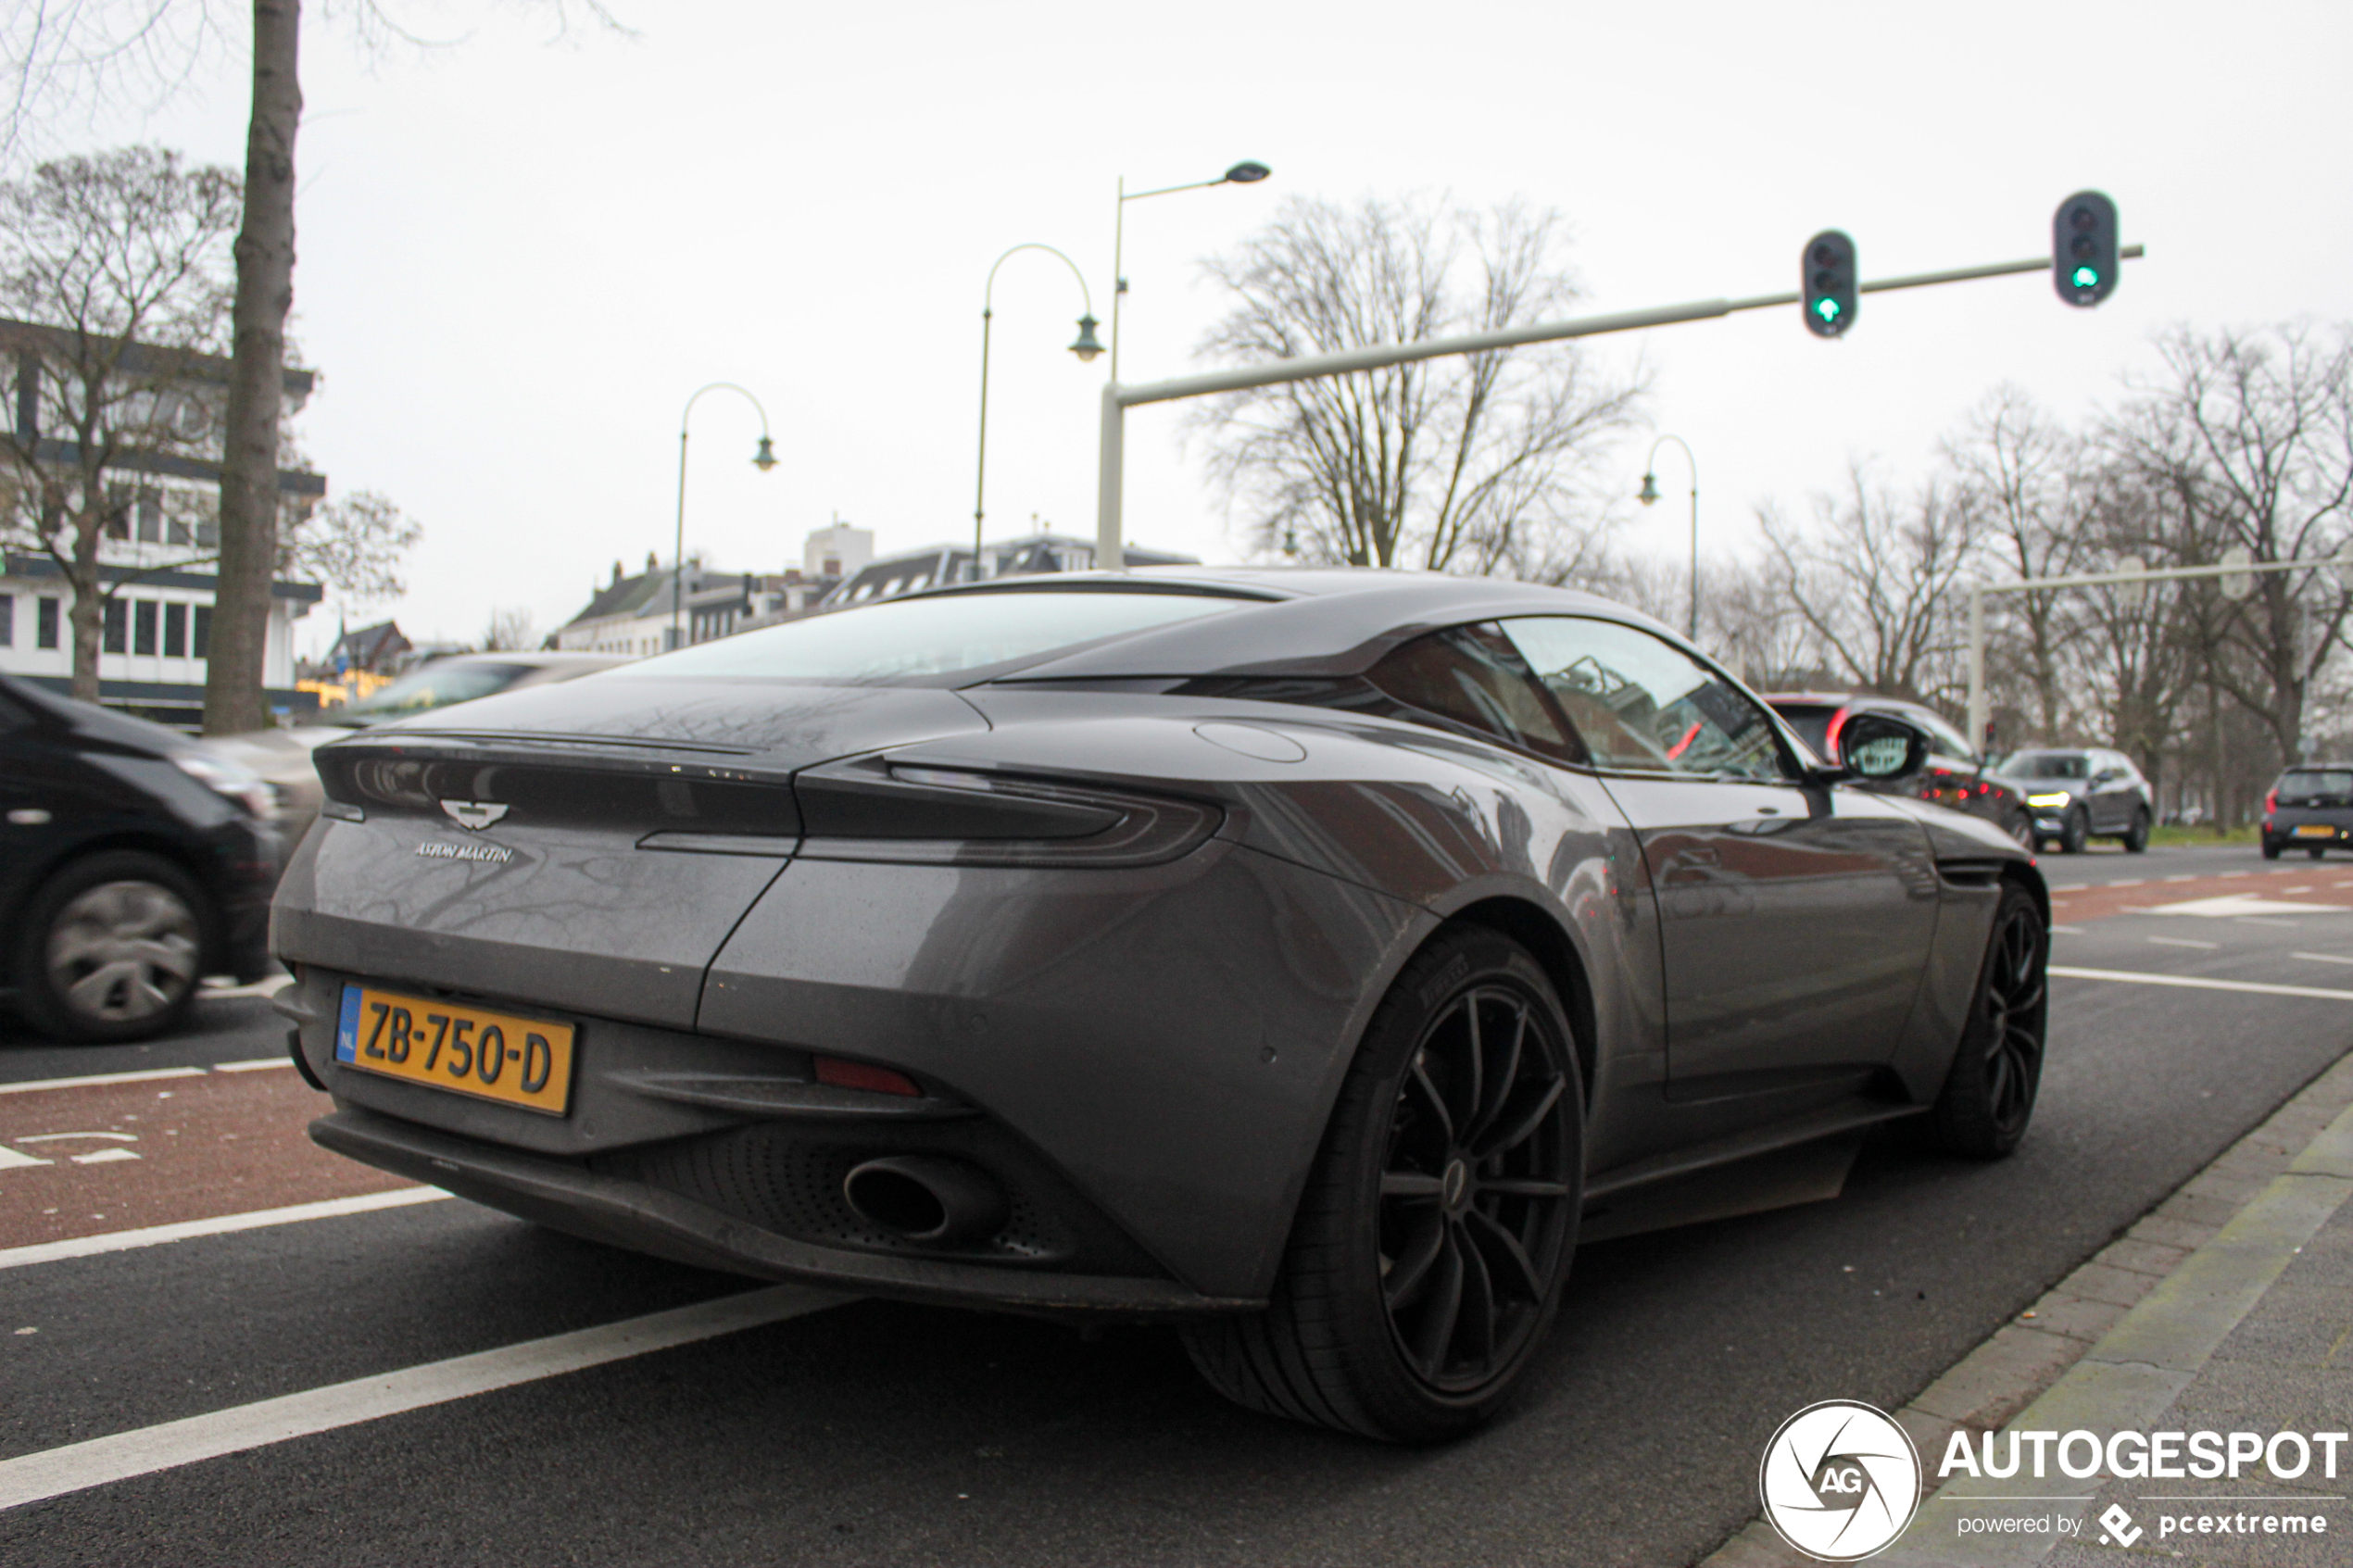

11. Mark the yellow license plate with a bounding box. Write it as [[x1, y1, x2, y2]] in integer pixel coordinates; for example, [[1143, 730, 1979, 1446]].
[[2296, 825, 2337, 838], [333, 984, 577, 1115]]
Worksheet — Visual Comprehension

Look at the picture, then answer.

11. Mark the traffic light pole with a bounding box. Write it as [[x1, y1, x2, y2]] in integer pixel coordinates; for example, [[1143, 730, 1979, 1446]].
[[1965, 549, 2341, 756], [1093, 245, 2144, 575]]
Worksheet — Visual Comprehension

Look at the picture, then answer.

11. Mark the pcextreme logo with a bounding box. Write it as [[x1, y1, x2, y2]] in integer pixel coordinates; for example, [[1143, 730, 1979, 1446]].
[[1759, 1400, 1922, 1562]]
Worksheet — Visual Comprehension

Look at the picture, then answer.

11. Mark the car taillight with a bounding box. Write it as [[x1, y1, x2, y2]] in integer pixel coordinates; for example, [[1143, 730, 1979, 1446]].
[[793, 759, 1224, 868], [2267, 788, 2280, 813]]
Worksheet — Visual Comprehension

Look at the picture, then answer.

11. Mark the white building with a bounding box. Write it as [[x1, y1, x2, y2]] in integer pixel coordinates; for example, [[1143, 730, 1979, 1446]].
[[0, 548, 321, 725]]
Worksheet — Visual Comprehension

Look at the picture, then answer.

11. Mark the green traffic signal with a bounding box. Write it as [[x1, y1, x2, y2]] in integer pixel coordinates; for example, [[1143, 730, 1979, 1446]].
[[2053, 192, 2120, 307], [1801, 230, 1856, 338]]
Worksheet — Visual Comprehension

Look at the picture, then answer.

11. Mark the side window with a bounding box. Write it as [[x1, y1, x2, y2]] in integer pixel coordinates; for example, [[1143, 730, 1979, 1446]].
[[1366, 623, 1582, 763], [1499, 616, 1792, 782]]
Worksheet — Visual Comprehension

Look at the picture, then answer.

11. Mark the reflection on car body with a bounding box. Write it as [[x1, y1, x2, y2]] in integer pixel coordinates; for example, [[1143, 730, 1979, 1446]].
[[276, 569, 2049, 1441]]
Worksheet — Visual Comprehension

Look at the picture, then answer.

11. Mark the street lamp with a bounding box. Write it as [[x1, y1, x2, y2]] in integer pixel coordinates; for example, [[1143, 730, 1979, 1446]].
[[673, 383, 777, 651], [1637, 433, 1699, 640], [1110, 159, 1270, 383], [975, 244, 1101, 583]]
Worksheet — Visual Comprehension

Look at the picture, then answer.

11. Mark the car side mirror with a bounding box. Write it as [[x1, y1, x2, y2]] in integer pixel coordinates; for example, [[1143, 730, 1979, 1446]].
[[1835, 713, 1931, 781]]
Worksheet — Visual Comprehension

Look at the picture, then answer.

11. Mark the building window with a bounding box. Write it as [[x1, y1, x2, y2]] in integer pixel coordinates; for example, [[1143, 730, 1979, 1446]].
[[0, 593, 11, 646], [132, 598, 157, 655], [135, 487, 164, 544], [37, 596, 59, 649], [193, 604, 211, 659], [164, 601, 188, 658], [103, 598, 126, 654]]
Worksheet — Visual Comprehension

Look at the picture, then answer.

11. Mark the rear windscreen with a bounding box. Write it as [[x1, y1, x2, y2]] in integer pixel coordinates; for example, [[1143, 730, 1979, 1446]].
[[627, 589, 1248, 683], [1999, 751, 2088, 779], [2280, 770, 2353, 799]]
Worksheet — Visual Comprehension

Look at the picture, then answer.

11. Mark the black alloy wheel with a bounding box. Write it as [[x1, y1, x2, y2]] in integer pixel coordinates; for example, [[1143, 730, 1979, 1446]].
[[1181, 926, 1582, 1442], [2123, 809, 2150, 854], [2263, 838, 2283, 861], [1927, 883, 2047, 1159], [2058, 808, 2090, 854], [2004, 808, 2036, 850]]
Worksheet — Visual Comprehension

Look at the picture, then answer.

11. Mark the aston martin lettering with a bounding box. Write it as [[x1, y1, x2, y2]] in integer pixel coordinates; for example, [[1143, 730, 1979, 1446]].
[[441, 800, 510, 831], [416, 841, 512, 864]]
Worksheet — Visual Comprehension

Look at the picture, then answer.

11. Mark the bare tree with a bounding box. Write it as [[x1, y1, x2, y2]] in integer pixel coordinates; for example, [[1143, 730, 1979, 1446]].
[[5, 0, 621, 733], [0, 144, 239, 698], [2115, 323, 2353, 764], [281, 486, 420, 605], [1189, 194, 1644, 576], [481, 604, 535, 651], [1759, 463, 1982, 707]]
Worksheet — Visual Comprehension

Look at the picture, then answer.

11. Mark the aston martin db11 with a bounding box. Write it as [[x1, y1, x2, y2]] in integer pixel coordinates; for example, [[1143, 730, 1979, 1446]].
[[274, 569, 2048, 1441]]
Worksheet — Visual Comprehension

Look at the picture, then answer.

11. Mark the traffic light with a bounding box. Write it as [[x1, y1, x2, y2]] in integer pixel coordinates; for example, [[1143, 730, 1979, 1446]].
[[2053, 191, 2119, 306], [1802, 231, 1856, 338]]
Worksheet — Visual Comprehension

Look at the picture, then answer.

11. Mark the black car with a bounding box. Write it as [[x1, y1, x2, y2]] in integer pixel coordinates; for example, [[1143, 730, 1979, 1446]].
[[1994, 747, 2155, 854], [2263, 764, 2353, 860], [1765, 693, 2035, 847], [1, 673, 283, 1042]]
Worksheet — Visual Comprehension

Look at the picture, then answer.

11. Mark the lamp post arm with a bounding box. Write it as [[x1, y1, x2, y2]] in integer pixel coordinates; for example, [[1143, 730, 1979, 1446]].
[[975, 245, 1096, 582], [1644, 434, 1700, 639], [674, 383, 774, 651]]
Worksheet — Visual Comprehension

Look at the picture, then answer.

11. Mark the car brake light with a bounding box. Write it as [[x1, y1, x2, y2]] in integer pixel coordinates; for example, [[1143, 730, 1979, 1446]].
[[815, 1057, 922, 1098], [2266, 788, 2279, 813]]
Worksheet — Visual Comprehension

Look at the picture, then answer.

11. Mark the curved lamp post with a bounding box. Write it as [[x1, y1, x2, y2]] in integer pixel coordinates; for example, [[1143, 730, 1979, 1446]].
[[1637, 433, 1699, 640], [674, 383, 778, 650], [975, 244, 1101, 582], [1110, 159, 1269, 383]]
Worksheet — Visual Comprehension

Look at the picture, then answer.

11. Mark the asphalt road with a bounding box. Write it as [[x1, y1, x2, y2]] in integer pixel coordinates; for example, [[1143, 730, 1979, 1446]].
[[5, 845, 2352, 1566]]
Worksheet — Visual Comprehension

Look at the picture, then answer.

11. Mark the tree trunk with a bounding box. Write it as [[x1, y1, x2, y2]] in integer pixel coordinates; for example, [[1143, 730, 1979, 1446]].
[[204, 0, 302, 735], [68, 517, 103, 703]]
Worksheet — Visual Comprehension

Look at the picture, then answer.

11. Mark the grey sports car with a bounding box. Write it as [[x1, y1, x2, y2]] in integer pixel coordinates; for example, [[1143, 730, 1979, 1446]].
[[273, 569, 2048, 1441]]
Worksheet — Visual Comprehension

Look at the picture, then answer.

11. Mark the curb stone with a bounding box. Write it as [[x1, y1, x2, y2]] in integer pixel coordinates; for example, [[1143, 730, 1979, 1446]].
[[1694, 1049, 2353, 1568]]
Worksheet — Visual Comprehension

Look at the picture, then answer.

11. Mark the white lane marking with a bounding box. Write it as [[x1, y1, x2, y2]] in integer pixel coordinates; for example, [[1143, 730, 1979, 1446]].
[[210, 1059, 295, 1073], [2153, 896, 2350, 917], [0, 1146, 53, 1169], [2165, 875, 2197, 882], [2295, 952, 2353, 966], [2048, 924, 2087, 935], [199, 973, 295, 999], [2236, 917, 2303, 928], [70, 1148, 139, 1165], [17, 1132, 136, 1144], [2051, 967, 2353, 1002], [0, 1068, 204, 1097], [2107, 879, 2145, 887], [2145, 936, 2220, 950], [2284, 885, 2316, 894], [0, 1188, 452, 1273], [2336, 880, 2353, 888], [0, 1284, 846, 1512]]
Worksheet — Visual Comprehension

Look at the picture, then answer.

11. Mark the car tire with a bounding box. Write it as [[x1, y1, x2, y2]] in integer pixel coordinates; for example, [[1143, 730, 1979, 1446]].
[[1180, 926, 1584, 1443], [1925, 882, 2047, 1160], [2123, 809, 2150, 853], [2058, 808, 2089, 855], [2262, 839, 2282, 861], [2311, 847, 2328, 861], [14, 850, 209, 1044]]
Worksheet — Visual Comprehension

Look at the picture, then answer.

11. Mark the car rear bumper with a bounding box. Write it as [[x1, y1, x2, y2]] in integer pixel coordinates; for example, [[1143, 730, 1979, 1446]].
[[310, 1104, 1263, 1318]]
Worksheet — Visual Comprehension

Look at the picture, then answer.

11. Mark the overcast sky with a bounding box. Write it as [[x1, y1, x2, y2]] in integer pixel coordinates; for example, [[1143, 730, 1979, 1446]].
[[42, 0, 2353, 653]]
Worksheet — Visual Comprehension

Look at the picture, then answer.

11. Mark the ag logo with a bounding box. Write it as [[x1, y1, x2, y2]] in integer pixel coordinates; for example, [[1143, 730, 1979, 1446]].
[[440, 800, 510, 832], [1759, 1400, 1921, 1562]]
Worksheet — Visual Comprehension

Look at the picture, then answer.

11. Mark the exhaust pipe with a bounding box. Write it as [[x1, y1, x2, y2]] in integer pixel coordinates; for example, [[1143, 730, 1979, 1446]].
[[842, 1155, 1008, 1247]]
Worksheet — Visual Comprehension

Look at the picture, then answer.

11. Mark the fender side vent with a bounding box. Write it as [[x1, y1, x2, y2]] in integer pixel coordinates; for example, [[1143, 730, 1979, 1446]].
[[1938, 859, 2006, 889]]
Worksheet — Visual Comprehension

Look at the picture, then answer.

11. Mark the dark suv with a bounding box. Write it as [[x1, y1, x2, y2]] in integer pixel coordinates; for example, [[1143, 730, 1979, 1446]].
[[0, 674, 283, 1042], [2263, 764, 2353, 860], [1765, 692, 2034, 846], [1994, 747, 2155, 854]]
